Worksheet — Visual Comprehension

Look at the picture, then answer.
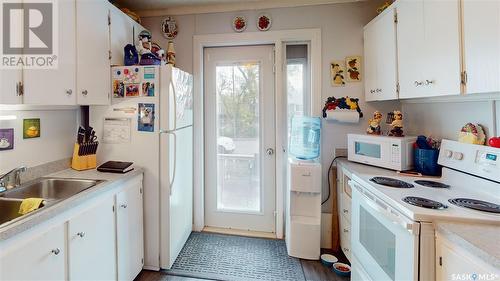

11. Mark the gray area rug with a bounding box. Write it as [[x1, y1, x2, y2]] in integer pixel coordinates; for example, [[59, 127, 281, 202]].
[[167, 232, 306, 281]]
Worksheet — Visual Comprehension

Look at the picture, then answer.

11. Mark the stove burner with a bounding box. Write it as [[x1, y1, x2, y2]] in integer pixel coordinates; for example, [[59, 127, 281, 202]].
[[403, 196, 448, 210], [370, 177, 414, 188], [414, 180, 450, 189], [449, 198, 500, 214]]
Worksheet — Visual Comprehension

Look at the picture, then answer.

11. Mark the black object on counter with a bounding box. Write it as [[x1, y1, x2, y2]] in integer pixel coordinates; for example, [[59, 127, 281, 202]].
[[97, 161, 134, 174]]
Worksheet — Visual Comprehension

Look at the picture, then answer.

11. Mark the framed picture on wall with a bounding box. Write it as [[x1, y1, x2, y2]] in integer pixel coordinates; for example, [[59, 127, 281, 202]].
[[345, 56, 362, 82], [330, 61, 346, 87]]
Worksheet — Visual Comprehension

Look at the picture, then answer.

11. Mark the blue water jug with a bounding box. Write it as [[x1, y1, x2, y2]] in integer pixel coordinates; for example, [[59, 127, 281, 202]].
[[289, 116, 321, 160]]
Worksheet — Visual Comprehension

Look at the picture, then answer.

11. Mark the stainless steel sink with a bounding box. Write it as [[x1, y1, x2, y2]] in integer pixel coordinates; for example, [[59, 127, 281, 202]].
[[0, 199, 32, 225], [0, 178, 104, 201]]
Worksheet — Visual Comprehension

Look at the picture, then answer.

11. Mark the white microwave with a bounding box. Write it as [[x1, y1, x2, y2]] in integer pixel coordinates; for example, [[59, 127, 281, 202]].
[[347, 134, 417, 171]]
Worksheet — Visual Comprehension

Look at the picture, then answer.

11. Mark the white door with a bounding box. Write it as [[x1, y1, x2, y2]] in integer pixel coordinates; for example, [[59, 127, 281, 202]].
[[204, 45, 276, 233], [0, 224, 66, 281], [23, 0, 76, 105], [116, 177, 144, 281], [462, 0, 500, 95], [76, 0, 110, 105], [68, 196, 116, 280]]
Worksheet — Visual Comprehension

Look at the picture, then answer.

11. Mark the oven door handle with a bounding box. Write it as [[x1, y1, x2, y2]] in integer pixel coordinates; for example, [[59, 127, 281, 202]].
[[349, 180, 420, 235]]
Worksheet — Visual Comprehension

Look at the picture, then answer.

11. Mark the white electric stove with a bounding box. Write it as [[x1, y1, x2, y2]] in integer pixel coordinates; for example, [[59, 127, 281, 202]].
[[348, 140, 500, 281]]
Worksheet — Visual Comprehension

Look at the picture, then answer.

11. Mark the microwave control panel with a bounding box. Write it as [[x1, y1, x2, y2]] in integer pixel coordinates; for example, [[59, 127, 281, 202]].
[[391, 144, 401, 164]]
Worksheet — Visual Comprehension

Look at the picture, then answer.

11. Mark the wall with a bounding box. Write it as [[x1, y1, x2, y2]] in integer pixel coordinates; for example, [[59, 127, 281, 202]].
[[142, 1, 397, 214], [0, 109, 78, 174], [403, 100, 499, 141]]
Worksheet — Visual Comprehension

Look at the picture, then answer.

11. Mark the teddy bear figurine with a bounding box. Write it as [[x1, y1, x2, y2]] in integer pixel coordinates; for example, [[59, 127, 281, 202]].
[[136, 30, 153, 56], [388, 110, 404, 137], [367, 111, 383, 135]]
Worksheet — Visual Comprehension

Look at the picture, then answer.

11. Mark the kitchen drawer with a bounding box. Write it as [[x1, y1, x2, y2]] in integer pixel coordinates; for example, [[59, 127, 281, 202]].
[[340, 226, 352, 262], [290, 164, 321, 193]]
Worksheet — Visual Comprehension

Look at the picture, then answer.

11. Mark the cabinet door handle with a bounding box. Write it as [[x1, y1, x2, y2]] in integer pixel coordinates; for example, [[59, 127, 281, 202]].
[[376, 88, 382, 93], [370, 89, 374, 93], [82, 90, 88, 96], [120, 204, 127, 209], [66, 89, 73, 95], [343, 209, 348, 214], [425, 79, 435, 86], [343, 228, 349, 233], [51, 248, 60, 255], [414, 81, 423, 86], [77, 232, 85, 238], [343, 247, 349, 252]]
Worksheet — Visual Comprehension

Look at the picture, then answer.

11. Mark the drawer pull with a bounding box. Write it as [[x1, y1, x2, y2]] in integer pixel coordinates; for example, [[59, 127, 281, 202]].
[[82, 90, 88, 96], [77, 232, 85, 238], [343, 247, 349, 252], [414, 81, 423, 86], [120, 204, 128, 209], [343, 228, 349, 233], [343, 209, 348, 214], [51, 248, 60, 255], [66, 89, 73, 95]]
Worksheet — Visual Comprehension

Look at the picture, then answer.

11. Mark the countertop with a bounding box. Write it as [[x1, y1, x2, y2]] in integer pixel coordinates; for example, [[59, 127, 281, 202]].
[[435, 222, 500, 269], [0, 167, 143, 242]]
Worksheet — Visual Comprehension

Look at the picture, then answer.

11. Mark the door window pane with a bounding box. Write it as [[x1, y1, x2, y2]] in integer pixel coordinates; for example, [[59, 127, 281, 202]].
[[215, 63, 261, 213], [360, 207, 396, 280]]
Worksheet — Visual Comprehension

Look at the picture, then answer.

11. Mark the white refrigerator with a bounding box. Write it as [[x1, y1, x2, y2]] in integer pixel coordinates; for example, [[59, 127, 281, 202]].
[[90, 65, 193, 270]]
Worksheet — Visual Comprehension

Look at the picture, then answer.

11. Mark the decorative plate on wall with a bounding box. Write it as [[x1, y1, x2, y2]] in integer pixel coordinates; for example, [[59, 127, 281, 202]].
[[161, 16, 178, 39], [257, 13, 272, 31], [232, 16, 247, 32]]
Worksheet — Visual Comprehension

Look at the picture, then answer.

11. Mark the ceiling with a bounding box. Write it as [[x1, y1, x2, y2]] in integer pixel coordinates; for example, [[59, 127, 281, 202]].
[[111, 0, 363, 16]]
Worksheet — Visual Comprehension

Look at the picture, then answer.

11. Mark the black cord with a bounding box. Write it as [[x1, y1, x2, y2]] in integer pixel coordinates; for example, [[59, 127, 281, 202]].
[[321, 155, 347, 205]]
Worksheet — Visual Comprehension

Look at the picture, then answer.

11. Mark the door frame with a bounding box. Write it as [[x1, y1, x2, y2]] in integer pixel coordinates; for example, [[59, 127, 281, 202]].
[[193, 29, 322, 239]]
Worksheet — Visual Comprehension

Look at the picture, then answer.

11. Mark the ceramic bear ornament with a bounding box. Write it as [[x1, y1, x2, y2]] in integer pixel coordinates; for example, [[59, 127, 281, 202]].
[[367, 111, 383, 135], [137, 30, 153, 56], [388, 110, 404, 137]]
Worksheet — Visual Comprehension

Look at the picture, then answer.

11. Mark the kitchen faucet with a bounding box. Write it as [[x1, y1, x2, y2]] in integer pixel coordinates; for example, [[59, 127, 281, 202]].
[[0, 166, 27, 193]]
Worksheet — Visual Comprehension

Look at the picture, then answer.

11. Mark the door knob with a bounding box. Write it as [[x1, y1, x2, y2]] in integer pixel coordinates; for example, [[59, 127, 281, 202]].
[[266, 148, 274, 156]]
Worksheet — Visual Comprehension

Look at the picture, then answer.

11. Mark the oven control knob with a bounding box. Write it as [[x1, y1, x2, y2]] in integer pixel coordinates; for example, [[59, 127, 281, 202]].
[[453, 152, 464, 160], [445, 150, 453, 158]]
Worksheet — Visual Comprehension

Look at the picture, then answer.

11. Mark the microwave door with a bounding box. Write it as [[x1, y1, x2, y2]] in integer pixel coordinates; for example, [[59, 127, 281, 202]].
[[350, 181, 419, 281]]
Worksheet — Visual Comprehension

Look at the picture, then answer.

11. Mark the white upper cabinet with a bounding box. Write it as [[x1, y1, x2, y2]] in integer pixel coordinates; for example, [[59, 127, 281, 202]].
[[68, 196, 116, 280], [23, 0, 76, 105], [462, 0, 500, 95], [76, 0, 111, 105], [397, 0, 461, 99], [109, 4, 135, 66], [364, 7, 398, 101], [0, 3, 23, 105]]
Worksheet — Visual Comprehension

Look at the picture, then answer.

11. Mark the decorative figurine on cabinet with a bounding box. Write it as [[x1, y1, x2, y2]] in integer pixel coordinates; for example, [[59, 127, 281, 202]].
[[366, 111, 383, 135], [388, 110, 404, 137], [137, 30, 153, 56]]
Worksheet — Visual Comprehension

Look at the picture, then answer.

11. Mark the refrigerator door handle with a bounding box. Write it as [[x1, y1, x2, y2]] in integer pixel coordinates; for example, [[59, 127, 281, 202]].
[[170, 80, 177, 131], [169, 131, 177, 195]]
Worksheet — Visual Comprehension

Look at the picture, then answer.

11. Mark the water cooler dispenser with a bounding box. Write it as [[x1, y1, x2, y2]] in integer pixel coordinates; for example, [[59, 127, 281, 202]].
[[285, 116, 322, 260]]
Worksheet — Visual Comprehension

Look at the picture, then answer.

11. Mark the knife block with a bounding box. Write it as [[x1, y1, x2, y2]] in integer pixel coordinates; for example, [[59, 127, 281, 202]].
[[71, 143, 97, 171]]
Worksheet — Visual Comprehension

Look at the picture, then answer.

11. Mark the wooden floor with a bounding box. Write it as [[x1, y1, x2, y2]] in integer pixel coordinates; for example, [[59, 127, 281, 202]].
[[134, 249, 350, 281]]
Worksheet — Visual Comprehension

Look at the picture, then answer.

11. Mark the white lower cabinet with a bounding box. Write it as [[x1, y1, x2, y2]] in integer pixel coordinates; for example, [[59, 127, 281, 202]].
[[436, 232, 499, 281], [336, 163, 352, 262], [116, 180, 144, 281], [69, 196, 116, 280], [0, 175, 144, 281], [0, 224, 66, 281]]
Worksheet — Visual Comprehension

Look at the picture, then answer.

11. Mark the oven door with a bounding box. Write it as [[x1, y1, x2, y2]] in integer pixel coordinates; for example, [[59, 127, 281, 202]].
[[350, 180, 420, 281]]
